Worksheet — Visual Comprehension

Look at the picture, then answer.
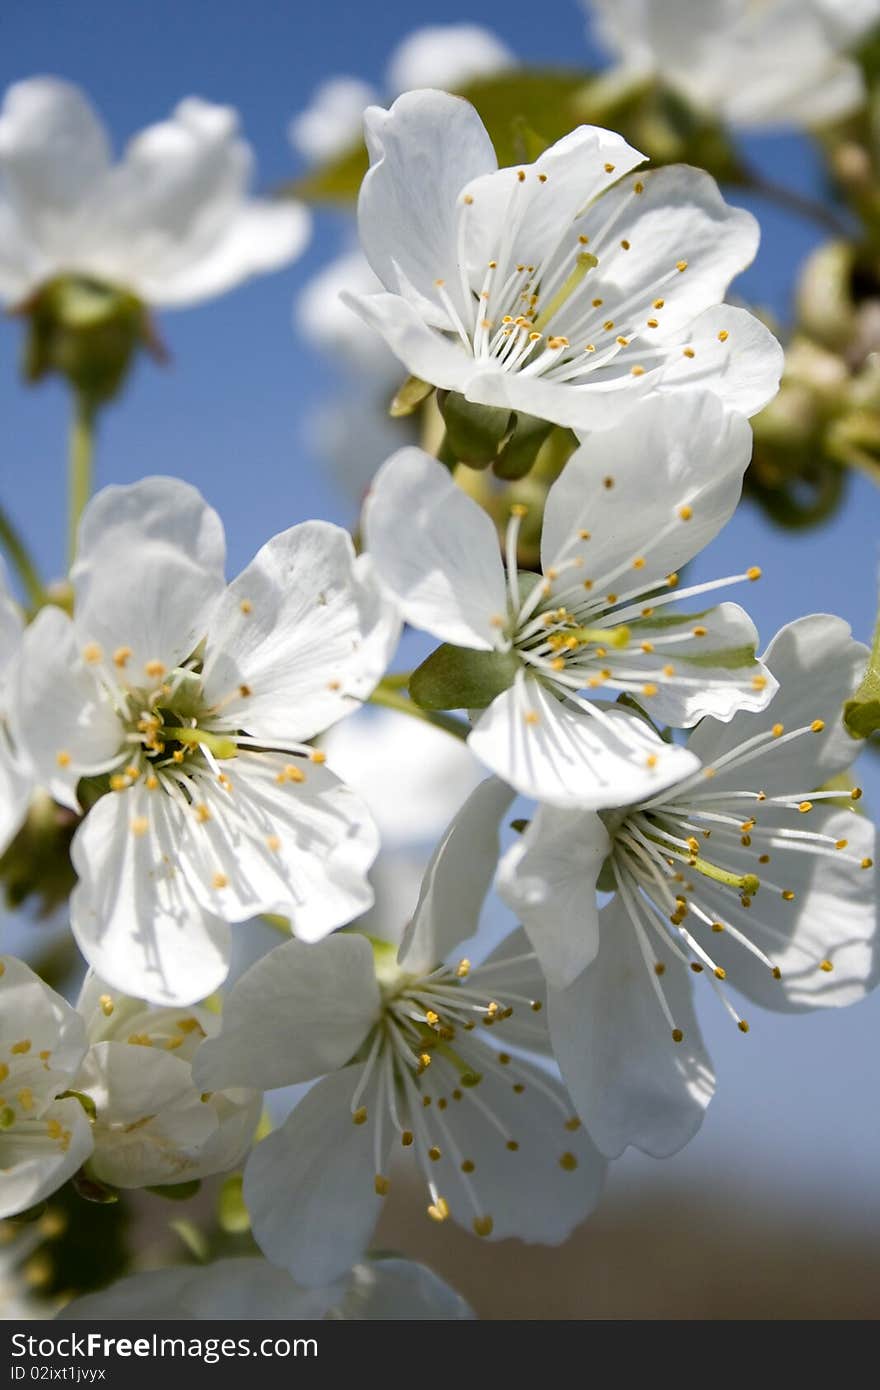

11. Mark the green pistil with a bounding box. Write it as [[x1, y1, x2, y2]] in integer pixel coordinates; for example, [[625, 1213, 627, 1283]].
[[532, 252, 598, 332], [569, 624, 631, 649], [642, 831, 760, 895], [158, 727, 238, 759]]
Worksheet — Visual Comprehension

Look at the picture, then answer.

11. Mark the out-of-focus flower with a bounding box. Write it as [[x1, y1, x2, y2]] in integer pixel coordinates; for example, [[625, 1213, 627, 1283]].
[[196, 779, 606, 1287], [585, 0, 880, 129], [289, 23, 515, 164], [0, 78, 309, 310], [346, 90, 782, 433], [498, 615, 878, 1158], [364, 395, 775, 810], [14, 477, 399, 1005], [74, 973, 260, 1190], [59, 1253, 474, 1320]]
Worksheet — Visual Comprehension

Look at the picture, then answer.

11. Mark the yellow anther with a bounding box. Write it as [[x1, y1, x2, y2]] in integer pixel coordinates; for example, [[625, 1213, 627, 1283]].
[[852, 786, 863, 800], [616, 335, 629, 346], [559, 1152, 578, 1172], [145, 774, 158, 790], [677, 260, 688, 272], [418, 1053, 433, 1070], [654, 298, 665, 309], [310, 749, 327, 764], [683, 347, 695, 359], [56, 751, 71, 768], [603, 476, 615, 489], [810, 719, 825, 733], [603, 162, 615, 173], [98, 995, 114, 1017], [506, 1140, 519, 1152], [711, 922, 724, 933], [510, 503, 528, 517], [820, 960, 834, 973], [281, 763, 306, 783], [110, 773, 129, 791], [678, 504, 693, 521], [835, 839, 848, 851], [17, 1087, 33, 1111], [523, 711, 540, 726], [718, 329, 729, 342], [632, 556, 646, 569], [862, 857, 874, 870], [772, 966, 782, 980], [374, 1175, 390, 1196], [456, 958, 471, 978], [352, 1106, 368, 1125], [266, 834, 281, 853], [428, 1145, 441, 1161], [634, 180, 644, 193], [113, 646, 132, 669], [603, 320, 615, 331], [427, 1198, 450, 1222], [738, 1020, 750, 1034], [127, 1033, 152, 1046], [663, 664, 676, 677], [512, 1083, 525, 1094], [671, 1028, 684, 1043], [172, 749, 185, 763], [401, 1130, 414, 1147], [473, 1215, 494, 1238], [654, 962, 666, 976], [631, 365, 645, 376], [798, 801, 813, 814], [646, 754, 658, 769], [747, 567, 762, 581], [82, 643, 102, 664], [772, 723, 784, 737], [144, 660, 166, 679], [752, 675, 767, 691], [782, 890, 795, 901], [212, 872, 229, 889], [642, 683, 658, 697], [195, 803, 211, 824], [240, 599, 252, 615], [693, 625, 707, 637], [130, 816, 149, 837], [620, 239, 631, 251], [666, 573, 679, 587], [714, 967, 726, 980]]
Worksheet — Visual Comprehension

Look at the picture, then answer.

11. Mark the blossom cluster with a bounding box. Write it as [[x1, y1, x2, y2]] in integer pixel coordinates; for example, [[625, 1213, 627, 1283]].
[[1, 4, 878, 1323]]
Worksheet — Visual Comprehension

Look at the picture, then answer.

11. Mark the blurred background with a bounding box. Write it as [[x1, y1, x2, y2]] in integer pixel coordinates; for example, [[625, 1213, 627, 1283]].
[[1, 0, 878, 1319]]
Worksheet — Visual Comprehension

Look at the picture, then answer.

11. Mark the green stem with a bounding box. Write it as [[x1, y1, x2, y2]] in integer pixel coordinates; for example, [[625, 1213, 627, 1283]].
[[69, 394, 97, 567], [0, 504, 46, 609], [369, 682, 470, 742], [380, 670, 414, 689]]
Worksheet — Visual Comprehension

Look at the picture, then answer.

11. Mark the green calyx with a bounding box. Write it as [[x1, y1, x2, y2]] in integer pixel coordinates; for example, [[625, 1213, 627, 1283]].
[[410, 643, 520, 711], [17, 273, 161, 405]]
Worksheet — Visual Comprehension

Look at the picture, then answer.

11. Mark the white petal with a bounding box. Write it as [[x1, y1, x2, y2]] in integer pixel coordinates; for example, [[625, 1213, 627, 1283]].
[[363, 447, 508, 650], [142, 199, 310, 307], [469, 676, 699, 809], [73, 477, 226, 682], [70, 783, 231, 1007], [344, 289, 474, 391], [14, 605, 122, 811], [618, 602, 778, 729], [496, 806, 609, 988], [60, 1258, 341, 1321], [0, 1097, 93, 1219], [399, 776, 515, 973], [424, 1047, 606, 1243], [358, 90, 496, 329], [687, 615, 869, 795], [183, 752, 379, 939], [549, 897, 716, 1157], [461, 125, 645, 277], [194, 934, 379, 1092], [0, 78, 109, 223], [202, 521, 398, 742], [690, 805, 878, 1012], [386, 24, 515, 94], [338, 1257, 474, 1319], [244, 1064, 390, 1287], [1, 954, 90, 1083], [652, 304, 785, 418], [0, 739, 30, 858], [0, 570, 24, 692], [541, 392, 752, 587]]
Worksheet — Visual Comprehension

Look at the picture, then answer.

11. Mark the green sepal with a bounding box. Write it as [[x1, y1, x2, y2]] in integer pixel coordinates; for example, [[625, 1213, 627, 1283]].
[[72, 1174, 119, 1205], [509, 818, 530, 834], [390, 375, 434, 418], [437, 390, 511, 467], [410, 643, 519, 711], [145, 1180, 202, 1202], [493, 413, 555, 480]]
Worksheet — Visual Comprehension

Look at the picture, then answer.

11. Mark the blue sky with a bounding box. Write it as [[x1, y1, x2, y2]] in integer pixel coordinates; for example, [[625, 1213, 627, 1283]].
[[2, 0, 879, 1242]]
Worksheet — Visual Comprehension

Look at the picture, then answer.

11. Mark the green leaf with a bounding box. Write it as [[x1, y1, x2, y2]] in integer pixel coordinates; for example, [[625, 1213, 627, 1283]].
[[410, 643, 519, 710], [844, 597, 880, 739], [145, 1180, 202, 1201], [390, 375, 434, 418], [283, 69, 596, 205]]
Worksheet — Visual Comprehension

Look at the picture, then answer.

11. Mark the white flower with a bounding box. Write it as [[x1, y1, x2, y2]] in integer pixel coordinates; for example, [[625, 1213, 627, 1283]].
[[74, 973, 260, 1190], [498, 615, 878, 1158], [297, 249, 393, 379], [585, 0, 880, 129], [59, 1253, 473, 1321], [344, 89, 782, 434], [14, 476, 400, 1005], [0, 957, 93, 1219], [0, 78, 309, 310], [365, 393, 776, 810], [195, 779, 606, 1287], [289, 24, 515, 164], [0, 567, 32, 857]]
